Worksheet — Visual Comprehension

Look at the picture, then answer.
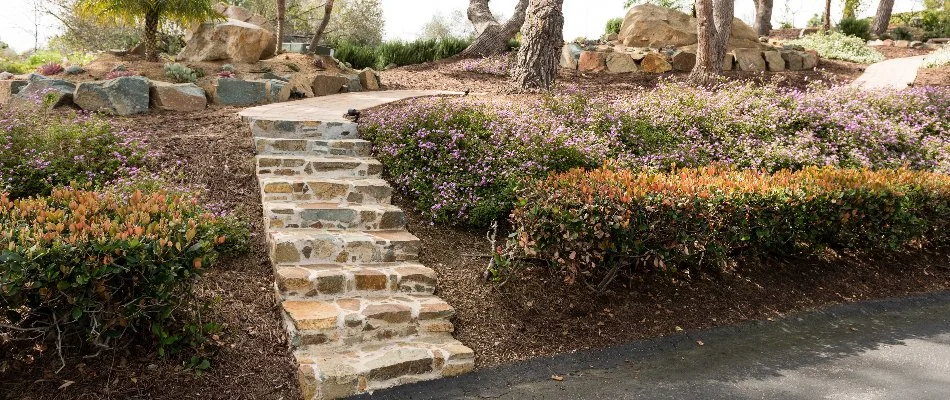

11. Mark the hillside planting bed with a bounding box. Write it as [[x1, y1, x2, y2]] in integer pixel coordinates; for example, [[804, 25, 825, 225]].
[[0, 107, 298, 399], [361, 82, 950, 368]]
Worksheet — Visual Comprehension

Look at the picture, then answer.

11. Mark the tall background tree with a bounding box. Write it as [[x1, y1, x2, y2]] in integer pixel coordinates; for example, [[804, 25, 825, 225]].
[[462, 0, 529, 56], [689, 0, 734, 85], [323, 0, 384, 45], [842, 0, 865, 19], [753, 0, 772, 36], [823, 0, 832, 31], [46, 0, 142, 53], [75, 0, 218, 61], [871, 0, 895, 36], [510, 0, 563, 91], [307, 0, 334, 51], [276, 0, 285, 53]]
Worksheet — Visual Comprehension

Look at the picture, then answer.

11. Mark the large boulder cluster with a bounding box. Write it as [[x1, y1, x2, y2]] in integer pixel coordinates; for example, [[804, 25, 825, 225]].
[[0, 68, 383, 113], [563, 4, 819, 74]]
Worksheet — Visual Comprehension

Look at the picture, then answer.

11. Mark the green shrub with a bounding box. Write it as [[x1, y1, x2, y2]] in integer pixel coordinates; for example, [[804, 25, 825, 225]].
[[923, 45, 950, 68], [605, 18, 623, 35], [335, 37, 474, 70], [920, 9, 950, 40], [891, 27, 914, 41], [787, 31, 885, 63], [163, 62, 198, 83], [0, 110, 146, 199], [838, 17, 871, 40], [0, 59, 29, 74], [510, 166, 950, 284], [0, 185, 249, 355]]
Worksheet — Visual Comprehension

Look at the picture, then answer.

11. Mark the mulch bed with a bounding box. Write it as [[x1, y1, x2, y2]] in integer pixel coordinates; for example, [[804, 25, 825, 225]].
[[916, 65, 950, 87], [0, 107, 298, 400]]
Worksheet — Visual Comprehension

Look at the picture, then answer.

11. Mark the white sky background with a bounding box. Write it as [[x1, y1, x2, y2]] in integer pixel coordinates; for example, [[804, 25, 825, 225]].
[[0, 0, 933, 53]]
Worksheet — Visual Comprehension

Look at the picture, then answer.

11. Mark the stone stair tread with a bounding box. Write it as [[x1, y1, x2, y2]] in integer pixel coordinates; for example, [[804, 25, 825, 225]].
[[282, 293, 456, 330], [259, 176, 393, 205], [254, 137, 373, 157], [269, 228, 419, 242], [295, 335, 474, 398], [264, 201, 402, 211], [276, 262, 437, 297], [264, 202, 407, 231], [269, 229, 420, 265]]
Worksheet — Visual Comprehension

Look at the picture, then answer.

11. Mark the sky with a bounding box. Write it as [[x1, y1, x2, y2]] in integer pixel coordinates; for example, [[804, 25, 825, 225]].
[[0, 0, 933, 53]]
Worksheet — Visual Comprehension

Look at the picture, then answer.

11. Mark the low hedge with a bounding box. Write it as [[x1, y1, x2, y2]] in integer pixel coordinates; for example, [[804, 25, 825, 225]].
[[0, 186, 248, 354], [511, 166, 950, 284]]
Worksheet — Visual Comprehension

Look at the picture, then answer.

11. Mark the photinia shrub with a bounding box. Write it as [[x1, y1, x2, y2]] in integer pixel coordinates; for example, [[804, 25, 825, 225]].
[[510, 165, 950, 285], [0, 185, 249, 354]]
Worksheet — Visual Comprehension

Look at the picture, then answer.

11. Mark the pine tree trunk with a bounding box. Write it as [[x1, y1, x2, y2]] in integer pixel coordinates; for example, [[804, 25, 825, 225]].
[[144, 11, 160, 62], [276, 0, 286, 54], [753, 0, 773, 36], [510, 0, 564, 92], [308, 0, 335, 54], [823, 0, 832, 31], [462, 0, 529, 57], [690, 0, 733, 85], [871, 0, 895, 36]]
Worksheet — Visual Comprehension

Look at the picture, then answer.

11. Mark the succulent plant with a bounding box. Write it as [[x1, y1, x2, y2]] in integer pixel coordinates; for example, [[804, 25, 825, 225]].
[[37, 62, 64, 76]]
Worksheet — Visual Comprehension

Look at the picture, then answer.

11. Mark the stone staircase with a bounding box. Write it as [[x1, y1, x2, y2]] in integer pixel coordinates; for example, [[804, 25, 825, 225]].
[[240, 91, 471, 399]]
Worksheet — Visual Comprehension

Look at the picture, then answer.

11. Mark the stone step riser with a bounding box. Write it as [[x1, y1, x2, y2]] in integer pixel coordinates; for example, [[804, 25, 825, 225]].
[[270, 232, 420, 265], [254, 138, 373, 157], [257, 157, 383, 179], [276, 264, 438, 298], [281, 297, 456, 348], [295, 336, 475, 399], [265, 205, 406, 231], [260, 180, 392, 205], [248, 118, 359, 140]]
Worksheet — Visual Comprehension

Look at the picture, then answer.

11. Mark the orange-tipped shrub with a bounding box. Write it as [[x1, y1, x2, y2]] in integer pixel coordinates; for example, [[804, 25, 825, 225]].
[[0, 186, 248, 353], [511, 166, 950, 284]]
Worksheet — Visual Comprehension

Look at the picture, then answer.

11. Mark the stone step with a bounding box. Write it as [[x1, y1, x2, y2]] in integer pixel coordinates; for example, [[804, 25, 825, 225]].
[[247, 117, 359, 140], [269, 229, 420, 265], [282, 294, 457, 349], [256, 155, 383, 179], [265, 202, 406, 231], [276, 262, 437, 299], [254, 138, 373, 157], [295, 334, 474, 399], [259, 176, 392, 204]]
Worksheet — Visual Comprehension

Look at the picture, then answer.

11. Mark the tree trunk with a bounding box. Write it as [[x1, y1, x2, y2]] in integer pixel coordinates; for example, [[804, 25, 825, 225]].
[[276, 0, 286, 54], [144, 11, 160, 62], [689, 0, 733, 85], [823, 0, 832, 31], [510, 0, 564, 91], [461, 0, 529, 57], [753, 0, 773, 36], [871, 0, 895, 36], [713, 0, 734, 63], [308, 0, 335, 53]]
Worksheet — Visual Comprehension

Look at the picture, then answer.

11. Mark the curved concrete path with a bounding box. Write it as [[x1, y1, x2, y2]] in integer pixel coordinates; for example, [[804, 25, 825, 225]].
[[357, 291, 950, 399], [852, 55, 927, 90]]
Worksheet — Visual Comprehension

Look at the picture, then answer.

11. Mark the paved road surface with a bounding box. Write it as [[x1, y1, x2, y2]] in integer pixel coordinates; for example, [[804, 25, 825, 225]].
[[852, 55, 927, 90], [354, 291, 950, 399]]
